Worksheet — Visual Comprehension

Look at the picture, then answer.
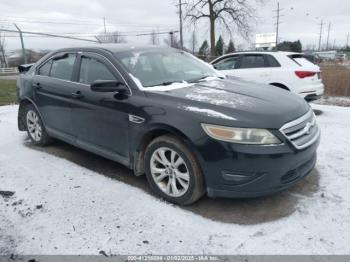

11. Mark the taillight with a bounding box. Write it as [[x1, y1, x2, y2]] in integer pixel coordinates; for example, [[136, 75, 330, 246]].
[[295, 71, 317, 79]]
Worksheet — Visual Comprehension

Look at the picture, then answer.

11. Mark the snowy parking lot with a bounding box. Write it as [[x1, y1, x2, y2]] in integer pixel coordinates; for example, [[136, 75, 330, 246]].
[[0, 104, 349, 255]]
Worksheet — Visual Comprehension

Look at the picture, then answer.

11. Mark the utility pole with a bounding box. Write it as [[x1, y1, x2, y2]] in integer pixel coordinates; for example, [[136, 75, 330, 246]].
[[157, 26, 160, 45], [273, 2, 283, 49], [178, 0, 184, 50], [318, 19, 324, 51], [103, 17, 107, 34], [169, 31, 174, 47], [14, 23, 27, 64], [326, 22, 331, 50], [346, 33, 349, 48]]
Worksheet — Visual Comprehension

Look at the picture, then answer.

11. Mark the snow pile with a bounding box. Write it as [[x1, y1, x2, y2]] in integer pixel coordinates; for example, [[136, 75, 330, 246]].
[[0, 104, 350, 255]]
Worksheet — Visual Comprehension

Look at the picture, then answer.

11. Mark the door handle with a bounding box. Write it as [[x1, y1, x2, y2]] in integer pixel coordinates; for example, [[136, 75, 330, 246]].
[[34, 82, 42, 89], [71, 91, 84, 99]]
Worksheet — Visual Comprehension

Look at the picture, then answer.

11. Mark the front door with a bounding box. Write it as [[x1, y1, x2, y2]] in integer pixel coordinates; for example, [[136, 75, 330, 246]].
[[70, 52, 130, 164]]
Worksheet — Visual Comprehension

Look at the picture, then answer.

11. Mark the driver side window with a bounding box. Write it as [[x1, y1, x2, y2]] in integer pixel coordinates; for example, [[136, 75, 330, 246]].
[[79, 56, 116, 85]]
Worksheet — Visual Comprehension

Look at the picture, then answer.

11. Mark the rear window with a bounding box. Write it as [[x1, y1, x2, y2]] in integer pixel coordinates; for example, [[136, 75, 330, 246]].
[[288, 54, 316, 67], [265, 55, 281, 67]]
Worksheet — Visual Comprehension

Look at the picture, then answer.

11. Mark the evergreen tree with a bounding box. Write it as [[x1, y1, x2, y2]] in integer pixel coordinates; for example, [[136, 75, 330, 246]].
[[215, 36, 224, 56], [198, 40, 209, 58], [277, 40, 302, 52], [226, 39, 236, 53]]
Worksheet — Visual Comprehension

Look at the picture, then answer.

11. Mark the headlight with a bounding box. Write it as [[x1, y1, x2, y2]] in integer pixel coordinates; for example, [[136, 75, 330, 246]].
[[201, 124, 281, 145]]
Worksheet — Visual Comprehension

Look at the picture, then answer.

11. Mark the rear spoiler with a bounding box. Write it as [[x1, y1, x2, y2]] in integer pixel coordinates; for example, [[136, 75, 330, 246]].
[[18, 63, 34, 74]]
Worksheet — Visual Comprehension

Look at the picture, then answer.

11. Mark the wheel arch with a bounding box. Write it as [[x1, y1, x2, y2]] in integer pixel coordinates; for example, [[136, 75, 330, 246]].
[[132, 124, 198, 177], [269, 82, 290, 91], [18, 97, 38, 131]]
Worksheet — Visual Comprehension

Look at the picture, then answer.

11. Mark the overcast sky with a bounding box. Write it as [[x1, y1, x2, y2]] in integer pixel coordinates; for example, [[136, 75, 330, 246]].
[[0, 0, 349, 52]]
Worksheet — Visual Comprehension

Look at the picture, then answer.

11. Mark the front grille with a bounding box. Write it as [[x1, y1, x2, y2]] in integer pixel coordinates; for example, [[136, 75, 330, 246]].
[[280, 110, 320, 150]]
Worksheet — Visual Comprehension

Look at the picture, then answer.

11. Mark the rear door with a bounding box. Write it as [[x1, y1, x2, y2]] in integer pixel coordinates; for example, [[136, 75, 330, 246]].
[[33, 52, 78, 140], [231, 54, 272, 83], [70, 52, 130, 164]]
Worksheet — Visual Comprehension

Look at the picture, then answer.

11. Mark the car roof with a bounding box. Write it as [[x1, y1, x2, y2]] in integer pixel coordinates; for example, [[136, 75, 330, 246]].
[[210, 51, 303, 63], [55, 44, 173, 54], [223, 51, 302, 56]]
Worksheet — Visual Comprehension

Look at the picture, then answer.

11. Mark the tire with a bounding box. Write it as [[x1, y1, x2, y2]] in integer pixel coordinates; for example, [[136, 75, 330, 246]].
[[144, 135, 205, 205], [24, 104, 53, 146]]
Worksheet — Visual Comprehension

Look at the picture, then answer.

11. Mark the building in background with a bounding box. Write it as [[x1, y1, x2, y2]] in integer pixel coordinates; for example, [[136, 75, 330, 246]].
[[255, 33, 277, 50]]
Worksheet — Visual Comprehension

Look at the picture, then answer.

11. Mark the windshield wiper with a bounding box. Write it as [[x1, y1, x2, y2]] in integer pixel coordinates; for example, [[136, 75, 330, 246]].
[[188, 75, 211, 83], [188, 75, 224, 83], [159, 80, 184, 86]]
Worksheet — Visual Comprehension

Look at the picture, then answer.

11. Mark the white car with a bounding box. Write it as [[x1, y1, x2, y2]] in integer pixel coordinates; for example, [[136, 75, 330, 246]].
[[211, 51, 325, 101]]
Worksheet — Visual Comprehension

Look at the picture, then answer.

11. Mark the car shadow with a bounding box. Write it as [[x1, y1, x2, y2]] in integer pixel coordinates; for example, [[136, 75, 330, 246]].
[[23, 138, 320, 225]]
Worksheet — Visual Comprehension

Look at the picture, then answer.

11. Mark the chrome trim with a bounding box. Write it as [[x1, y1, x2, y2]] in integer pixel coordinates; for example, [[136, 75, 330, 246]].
[[280, 109, 320, 150], [280, 110, 314, 130], [129, 114, 145, 124], [287, 116, 316, 140], [296, 128, 320, 150]]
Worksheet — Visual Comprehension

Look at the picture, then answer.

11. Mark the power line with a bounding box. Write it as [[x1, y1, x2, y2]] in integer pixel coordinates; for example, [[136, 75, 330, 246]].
[[0, 28, 99, 42], [1, 30, 178, 38], [0, 17, 176, 28]]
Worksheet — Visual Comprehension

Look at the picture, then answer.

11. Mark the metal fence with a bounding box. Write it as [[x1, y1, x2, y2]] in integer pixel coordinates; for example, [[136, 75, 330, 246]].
[[0, 67, 18, 75]]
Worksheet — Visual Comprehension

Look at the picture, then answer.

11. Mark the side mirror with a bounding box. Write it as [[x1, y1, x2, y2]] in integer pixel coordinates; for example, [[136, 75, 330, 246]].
[[90, 80, 128, 93]]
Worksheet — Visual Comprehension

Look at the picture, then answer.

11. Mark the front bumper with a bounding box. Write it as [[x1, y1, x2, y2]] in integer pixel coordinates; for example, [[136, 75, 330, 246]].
[[196, 134, 320, 199]]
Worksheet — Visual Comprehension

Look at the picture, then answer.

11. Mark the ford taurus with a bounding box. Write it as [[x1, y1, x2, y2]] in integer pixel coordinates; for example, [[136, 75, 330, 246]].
[[17, 45, 320, 205]]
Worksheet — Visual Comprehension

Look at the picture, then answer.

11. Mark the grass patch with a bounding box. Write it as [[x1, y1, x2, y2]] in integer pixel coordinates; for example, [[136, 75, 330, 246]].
[[0, 79, 17, 106], [321, 65, 350, 96]]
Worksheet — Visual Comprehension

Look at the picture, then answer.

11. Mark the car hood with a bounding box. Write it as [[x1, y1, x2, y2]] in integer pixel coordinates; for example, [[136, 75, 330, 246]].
[[145, 78, 310, 129]]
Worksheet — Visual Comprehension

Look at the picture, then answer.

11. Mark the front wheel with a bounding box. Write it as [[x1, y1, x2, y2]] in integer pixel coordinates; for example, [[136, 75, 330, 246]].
[[144, 135, 205, 205], [24, 104, 53, 146]]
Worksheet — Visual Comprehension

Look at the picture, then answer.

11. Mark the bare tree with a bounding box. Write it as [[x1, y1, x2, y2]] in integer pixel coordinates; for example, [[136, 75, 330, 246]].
[[96, 31, 127, 43], [0, 33, 8, 67], [190, 30, 197, 54], [185, 0, 261, 56]]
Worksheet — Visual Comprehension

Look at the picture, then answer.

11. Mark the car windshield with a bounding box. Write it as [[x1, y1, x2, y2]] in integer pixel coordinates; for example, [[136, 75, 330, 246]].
[[114, 49, 220, 88]]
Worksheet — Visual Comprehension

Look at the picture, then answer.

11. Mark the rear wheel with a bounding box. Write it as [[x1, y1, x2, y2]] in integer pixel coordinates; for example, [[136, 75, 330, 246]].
[[144, 135, 205, 205], [25, 104, 53, 146]]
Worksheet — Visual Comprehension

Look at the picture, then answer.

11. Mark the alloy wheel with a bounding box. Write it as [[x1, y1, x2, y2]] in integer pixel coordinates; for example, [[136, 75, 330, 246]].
[[26, 110, 42, 142], [150, 147, 190, 197]]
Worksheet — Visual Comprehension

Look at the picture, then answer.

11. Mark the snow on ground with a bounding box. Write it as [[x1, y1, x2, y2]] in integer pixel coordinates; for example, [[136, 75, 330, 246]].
[[0, 104, 350, 255], [313, 96, 350, 107]]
